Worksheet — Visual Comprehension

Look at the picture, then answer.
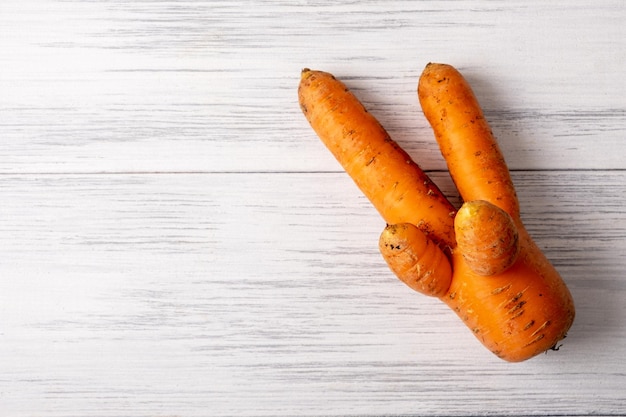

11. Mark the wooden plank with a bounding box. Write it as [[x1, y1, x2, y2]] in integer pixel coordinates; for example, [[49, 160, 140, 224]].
[[1, 171, 625, 416], [1, 0, 625, 416], [1, 1, 624, 173]]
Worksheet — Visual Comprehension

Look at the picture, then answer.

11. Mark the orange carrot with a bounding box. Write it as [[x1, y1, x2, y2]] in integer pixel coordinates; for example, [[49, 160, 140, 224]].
[[419, 63, 575, 361], [298, 68, 456, 248], [454, 200, 520, 276], [298, 65, 575, 362], [379, 223, 452, 297]]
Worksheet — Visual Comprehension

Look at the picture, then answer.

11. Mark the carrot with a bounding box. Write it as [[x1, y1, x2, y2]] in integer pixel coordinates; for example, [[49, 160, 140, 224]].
[[298, 68, 456, 248], [419, 63, 575, 361], [379, 223, 452, 297], [454, 199, 520, 276], [298, 65, 575, 362]]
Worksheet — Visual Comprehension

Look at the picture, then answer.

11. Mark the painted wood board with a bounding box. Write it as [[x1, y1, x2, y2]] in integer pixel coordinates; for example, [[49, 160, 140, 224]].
[[1, 0, 625, 415]]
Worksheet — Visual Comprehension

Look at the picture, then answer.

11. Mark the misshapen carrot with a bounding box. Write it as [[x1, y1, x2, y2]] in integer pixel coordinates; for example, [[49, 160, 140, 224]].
[[419, 63, 575, 361], [298, 69, 456, 248], [298, 65, 575, 362]]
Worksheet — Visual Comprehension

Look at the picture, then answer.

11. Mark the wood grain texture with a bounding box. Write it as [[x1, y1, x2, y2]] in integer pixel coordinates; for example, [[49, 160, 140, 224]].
[[1, 0, 625, 416], [1, 172, 625, 416], [1, 0, 624, 173]]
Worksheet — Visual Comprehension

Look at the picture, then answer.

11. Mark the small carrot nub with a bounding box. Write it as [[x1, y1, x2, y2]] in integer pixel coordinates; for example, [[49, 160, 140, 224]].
[[454, 200, 520, 276], [379, 223, 452, 297]]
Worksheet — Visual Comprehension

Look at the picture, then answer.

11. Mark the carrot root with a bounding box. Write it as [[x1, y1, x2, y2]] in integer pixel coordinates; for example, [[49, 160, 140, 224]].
[[299, 65, 576, 362]]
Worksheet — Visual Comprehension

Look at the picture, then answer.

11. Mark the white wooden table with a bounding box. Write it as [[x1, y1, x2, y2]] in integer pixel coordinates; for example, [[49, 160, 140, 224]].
[[2, 1, 625, 415]]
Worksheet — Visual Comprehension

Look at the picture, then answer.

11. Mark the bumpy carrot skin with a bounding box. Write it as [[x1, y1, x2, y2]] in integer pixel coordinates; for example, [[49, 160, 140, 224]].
[[379, 223, 452, 297], [419, 63, 575, 362], [298, 68, 456, 248], [454, 200, 520, 276]]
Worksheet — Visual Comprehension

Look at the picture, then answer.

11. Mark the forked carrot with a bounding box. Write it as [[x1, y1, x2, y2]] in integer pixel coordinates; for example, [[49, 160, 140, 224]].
[[298, 65, 575, 362]]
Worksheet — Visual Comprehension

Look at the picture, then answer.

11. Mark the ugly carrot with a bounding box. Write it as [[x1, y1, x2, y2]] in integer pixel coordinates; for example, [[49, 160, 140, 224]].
[[298, 68, 456, 249], [419, 63, 575, 361], [298, 65, 575, 362]]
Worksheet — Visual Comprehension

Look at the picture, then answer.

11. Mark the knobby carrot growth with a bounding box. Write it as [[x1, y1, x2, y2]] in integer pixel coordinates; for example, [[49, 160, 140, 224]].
[[454, 200, 520, 276], [298, 65, 575, 362], [379, 223, 452, 298]]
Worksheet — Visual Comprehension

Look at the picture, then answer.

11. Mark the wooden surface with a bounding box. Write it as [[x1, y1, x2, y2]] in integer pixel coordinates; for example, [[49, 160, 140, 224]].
[[1, 1, 625, 416]]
